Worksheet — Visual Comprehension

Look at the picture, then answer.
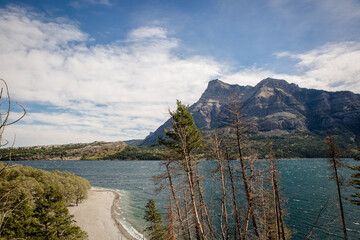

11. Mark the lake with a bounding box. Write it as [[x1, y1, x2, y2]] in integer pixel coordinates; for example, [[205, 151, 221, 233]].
[[8, 159, 360, 239]]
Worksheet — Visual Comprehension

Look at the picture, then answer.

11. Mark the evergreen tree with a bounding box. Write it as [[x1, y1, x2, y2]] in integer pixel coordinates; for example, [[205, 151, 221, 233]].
[[158, 100, 209, 240], [0, 164, 89, 239], [144, 199, 166, 240], [159, 100, 204, 155], [32, 187, 87, 240], [0, 192, 35, 238]]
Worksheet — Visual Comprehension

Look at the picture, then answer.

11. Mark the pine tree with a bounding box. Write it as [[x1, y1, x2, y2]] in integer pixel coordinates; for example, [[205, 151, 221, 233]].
[[144, 199, 167, 240], [32, 187, 87, 240], [158, 100, 207, 240], [0, 192, 35, 238]]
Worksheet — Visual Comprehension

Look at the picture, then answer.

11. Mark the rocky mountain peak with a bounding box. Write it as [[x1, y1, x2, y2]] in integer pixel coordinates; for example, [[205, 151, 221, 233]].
[[199, 79, 253, 104], [199, 79, 232, 103], [256, 77, 299, 91], [207, 79, 230, 89], [141, 78, 360, 146]]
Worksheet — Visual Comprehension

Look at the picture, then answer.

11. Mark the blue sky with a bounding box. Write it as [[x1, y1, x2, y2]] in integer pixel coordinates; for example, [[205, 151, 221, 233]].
[[1, 0, 360, 146]]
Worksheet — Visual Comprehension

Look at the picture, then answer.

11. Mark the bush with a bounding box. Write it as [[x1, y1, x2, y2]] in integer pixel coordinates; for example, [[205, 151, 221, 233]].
[[0, 163, 90, 239]]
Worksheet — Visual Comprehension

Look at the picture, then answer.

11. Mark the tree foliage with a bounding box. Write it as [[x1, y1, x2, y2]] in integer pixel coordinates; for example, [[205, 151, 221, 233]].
[[0, 162, 90, 239], [144, 199, 167, 240], [159, 100, 205, 158], [158, 100, 211, 240]]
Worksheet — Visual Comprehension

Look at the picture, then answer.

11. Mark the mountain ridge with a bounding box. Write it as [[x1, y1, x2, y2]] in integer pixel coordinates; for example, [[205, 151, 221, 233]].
[[142, 78, 360, 149]]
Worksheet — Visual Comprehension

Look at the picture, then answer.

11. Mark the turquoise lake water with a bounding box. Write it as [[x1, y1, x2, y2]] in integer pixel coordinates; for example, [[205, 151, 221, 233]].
[[8, 159, 360, 239]]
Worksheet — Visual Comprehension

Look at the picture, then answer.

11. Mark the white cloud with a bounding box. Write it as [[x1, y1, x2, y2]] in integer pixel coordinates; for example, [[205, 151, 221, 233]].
[[224, 42, 360, 93], [275, 42, 360, 91], [128, 26, 168, 40], [1, 5, 359, 147], [0, 6, 221, 146]]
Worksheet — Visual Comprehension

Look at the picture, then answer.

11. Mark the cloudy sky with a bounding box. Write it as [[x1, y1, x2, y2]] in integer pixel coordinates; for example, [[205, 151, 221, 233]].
[[1, 0, 360, 147]]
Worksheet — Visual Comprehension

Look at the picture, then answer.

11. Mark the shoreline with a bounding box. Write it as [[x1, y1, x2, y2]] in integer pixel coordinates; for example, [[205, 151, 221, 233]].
[[69, 187, 141, 240], [104, 188, 141, 240]]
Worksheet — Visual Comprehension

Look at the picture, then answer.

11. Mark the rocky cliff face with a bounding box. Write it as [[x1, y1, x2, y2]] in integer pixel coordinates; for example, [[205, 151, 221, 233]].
[[142, 78, 360, 145]]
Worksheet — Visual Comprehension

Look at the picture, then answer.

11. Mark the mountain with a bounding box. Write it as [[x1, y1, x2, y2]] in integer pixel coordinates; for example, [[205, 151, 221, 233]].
[[142, 78, 360, 156]]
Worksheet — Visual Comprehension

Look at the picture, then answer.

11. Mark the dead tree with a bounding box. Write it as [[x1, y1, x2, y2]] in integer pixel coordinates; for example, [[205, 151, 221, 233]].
[[267, 142, 286, 240], [212, 134, 229, 240], [326, 133, 348, 240], [224, 147, 242, 240], [0, 78, 26, 233], [166, 193, 178, 240], [153, 153, 190, 240], [193, 165, 215, 240], [0, 78, 26, 173], [166, 160, 189, 240], [222, 96, 259, 238]]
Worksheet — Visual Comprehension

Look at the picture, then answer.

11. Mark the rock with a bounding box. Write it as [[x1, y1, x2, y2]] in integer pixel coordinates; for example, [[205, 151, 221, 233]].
[[142, 78, 360, 145]]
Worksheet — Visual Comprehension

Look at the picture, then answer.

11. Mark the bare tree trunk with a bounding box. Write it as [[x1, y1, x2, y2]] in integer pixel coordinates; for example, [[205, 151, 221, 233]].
[[236, 130, 259, 238], [213, 135, 229, 240], [267, 142, 286, 240], [166, 163, 189, 240], [305, 201, 328, 240], [167, 194, 178, 240], [223, 95, 259, 238], [185, 153, 206, 240], [243, 203, 251, 240], [219, 192, 225, 240], [247, 156, 260, 239], [333, 159, 348, 240], [271, 162, 281, 240], [225, 150, 241, 240], [260, 182, 270, 240], [327, 133, 348, 240], [194, 166, 215, 240], [219, 160, 229, 240], [183, 189, 193, 240], [277, 198, 285, 240]]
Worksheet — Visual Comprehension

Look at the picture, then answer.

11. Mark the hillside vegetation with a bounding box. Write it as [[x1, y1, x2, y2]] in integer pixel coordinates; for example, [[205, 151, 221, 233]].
[[0, 141, 164, 161], [0, 162, 90, 239], [0, 133, 357, 160]]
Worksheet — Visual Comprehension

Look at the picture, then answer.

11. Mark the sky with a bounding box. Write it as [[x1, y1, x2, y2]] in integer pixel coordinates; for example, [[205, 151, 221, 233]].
[[0, 0, 360, 147]]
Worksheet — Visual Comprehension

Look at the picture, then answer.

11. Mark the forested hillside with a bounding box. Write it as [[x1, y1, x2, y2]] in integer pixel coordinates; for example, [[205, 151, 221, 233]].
[[0, 141, 164, 160]]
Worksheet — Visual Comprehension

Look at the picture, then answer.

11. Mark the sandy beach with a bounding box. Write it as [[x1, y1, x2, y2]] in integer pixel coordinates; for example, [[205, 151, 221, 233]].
[[68, 187, 137, 240]]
